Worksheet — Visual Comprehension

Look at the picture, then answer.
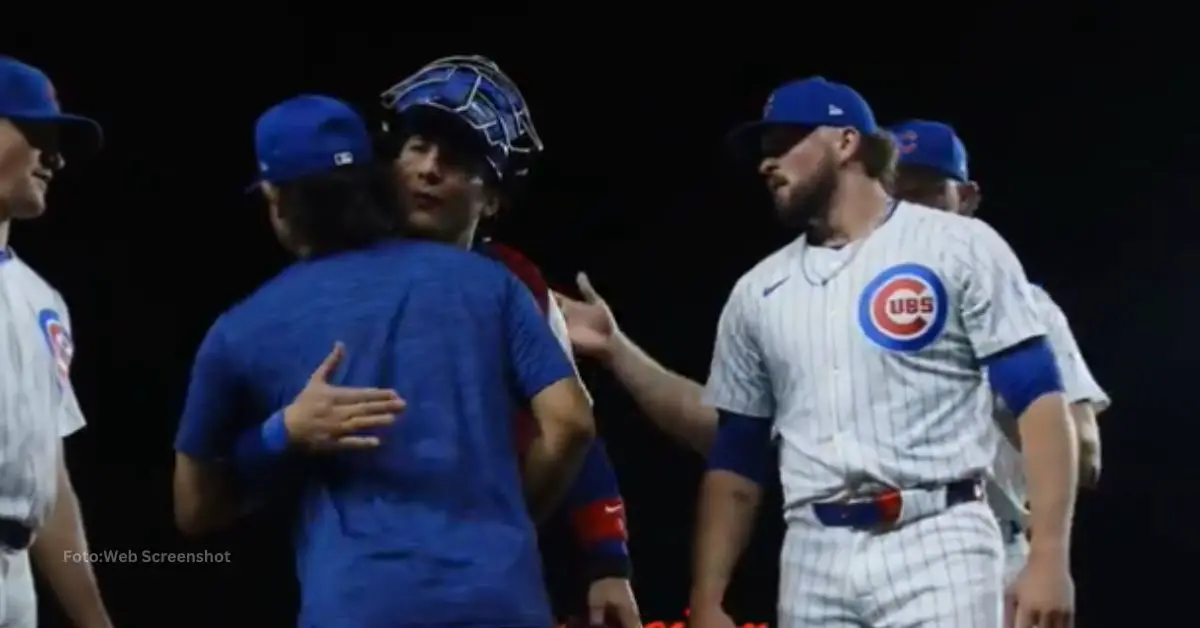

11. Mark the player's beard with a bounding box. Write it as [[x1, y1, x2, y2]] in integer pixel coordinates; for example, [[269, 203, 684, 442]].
[[775, 152, 838, 232]]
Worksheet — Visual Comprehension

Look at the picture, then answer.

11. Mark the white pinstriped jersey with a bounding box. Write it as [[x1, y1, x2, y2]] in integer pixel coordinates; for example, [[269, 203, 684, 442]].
[[987, 284, 1109, 523], [703, 202, 1047, 516], [0, 253, 85, 530]]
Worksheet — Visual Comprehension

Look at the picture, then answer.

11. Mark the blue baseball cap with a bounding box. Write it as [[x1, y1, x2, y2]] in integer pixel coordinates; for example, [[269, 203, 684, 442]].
[[0, 57, 103, 156], [251, 95, 372, 191], [890, 120, 968, 182], [728, 76, 878, 156]]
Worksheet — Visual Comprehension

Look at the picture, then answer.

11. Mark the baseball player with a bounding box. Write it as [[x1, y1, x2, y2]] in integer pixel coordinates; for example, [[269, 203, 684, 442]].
[[378, 56, 640, 627], [173, 95, 595, 627], [169, 58, 636, 626], [888, 119, 1108, 589], [560, 77, 1078, 628], [0, 57, 113, 628]]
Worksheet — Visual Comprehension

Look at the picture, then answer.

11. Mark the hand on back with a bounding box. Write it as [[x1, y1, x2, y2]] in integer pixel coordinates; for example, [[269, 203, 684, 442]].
[[283, 343, 405, 452]]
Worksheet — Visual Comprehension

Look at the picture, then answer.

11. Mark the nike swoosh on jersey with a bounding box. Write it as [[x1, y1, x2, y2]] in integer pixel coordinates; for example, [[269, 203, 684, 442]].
[[763, 276, 791, 297]]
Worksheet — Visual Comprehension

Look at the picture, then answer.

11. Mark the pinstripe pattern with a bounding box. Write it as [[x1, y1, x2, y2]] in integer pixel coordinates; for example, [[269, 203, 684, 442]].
[[0, 254, 85, 529], [0, 253, 86, 627], [0, 550, 35, 628], [704, 202, 1044, 626], [988, 284, 1108, 585]]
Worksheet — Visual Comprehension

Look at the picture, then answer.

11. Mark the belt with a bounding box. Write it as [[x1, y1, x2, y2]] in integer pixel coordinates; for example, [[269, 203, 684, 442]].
[[0, 518, 33, 551], [811, 478, 984, 528]]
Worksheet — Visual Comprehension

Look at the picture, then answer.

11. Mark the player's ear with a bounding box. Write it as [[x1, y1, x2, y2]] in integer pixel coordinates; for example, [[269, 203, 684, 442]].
[[261, 183, 295, 251], [959, 180, 982, 216], [261, 183, 283, 222], [480, 187, 501, 219]]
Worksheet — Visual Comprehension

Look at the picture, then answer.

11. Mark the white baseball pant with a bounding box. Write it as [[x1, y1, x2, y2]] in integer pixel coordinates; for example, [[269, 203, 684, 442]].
[[777, 500, 1005, 628], [0, 549, 36, 628], [1001, 523, 1029, 588]]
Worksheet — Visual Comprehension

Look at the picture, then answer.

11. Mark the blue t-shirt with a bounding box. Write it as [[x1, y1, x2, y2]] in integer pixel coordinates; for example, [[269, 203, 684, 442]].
[[175, 239, 575, 628]]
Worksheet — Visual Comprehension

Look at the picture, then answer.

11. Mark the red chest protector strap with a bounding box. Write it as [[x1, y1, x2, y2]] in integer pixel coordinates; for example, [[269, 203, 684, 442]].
[[484, 242, 550, 313]]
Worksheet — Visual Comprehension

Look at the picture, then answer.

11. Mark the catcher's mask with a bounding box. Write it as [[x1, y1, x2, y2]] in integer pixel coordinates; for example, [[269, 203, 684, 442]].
[[380, 55, 543, 184]]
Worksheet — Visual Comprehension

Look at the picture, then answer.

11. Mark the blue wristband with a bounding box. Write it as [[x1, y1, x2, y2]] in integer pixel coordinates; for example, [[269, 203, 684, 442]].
[[261, 410, 290, 454], [589, 539, 628, 558], [585, 540, 632, 581]]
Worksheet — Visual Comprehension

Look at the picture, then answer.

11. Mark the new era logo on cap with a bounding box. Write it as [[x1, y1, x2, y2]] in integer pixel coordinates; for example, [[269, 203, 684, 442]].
[[333, 151, 354, 166], [727, 76, 879, 160]]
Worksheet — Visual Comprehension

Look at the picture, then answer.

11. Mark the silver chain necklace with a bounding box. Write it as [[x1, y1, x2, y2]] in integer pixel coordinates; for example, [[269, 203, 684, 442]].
[[799, 199, 899, 287]]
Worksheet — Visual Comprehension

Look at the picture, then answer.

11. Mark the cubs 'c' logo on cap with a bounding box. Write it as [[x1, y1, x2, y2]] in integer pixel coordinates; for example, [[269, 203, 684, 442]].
[[897, 130, 918, 155], [857, 263, 948, 352], [38, 309, 74, 381]]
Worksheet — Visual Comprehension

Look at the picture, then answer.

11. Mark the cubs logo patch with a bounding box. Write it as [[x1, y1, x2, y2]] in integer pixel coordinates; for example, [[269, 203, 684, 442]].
[[857, 263, 948, 352], [38, 309, 74, 381], [897, 129, 919, 154]]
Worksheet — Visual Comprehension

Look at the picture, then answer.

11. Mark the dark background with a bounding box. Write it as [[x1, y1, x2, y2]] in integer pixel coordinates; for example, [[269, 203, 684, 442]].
[[9, 6, 1195, 627]]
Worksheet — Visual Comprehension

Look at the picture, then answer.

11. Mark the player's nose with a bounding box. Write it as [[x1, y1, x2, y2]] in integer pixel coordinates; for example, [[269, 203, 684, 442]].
[[413, 147, 444, 182], [39, 151, 64, 172], [758, 157, 778, 178]]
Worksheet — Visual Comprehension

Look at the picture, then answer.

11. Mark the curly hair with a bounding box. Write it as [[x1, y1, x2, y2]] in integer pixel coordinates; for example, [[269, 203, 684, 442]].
[[274, 162, 404, 257]]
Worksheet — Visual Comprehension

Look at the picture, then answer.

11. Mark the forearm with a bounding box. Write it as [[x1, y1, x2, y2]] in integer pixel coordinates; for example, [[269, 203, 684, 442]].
[[523, 415, 596, 522], [606, 334, 717, 455], [31, 463, 111, 628], [1070, 402, 1101, 488], [1018, 393, 1079, 552], [173, 458, 244, 537], [691, 471, 760, 605]]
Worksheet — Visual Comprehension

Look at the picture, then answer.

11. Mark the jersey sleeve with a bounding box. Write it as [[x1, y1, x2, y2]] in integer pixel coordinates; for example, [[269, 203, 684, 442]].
[[702, 279, 775, 419], [959, 218, 1047, 360], [505, 275, 576, 400], [545, 292, 593, 406], [174, 318, 245, 460], [54, 300, 85, 438], [1030, 286, 1110, 411]]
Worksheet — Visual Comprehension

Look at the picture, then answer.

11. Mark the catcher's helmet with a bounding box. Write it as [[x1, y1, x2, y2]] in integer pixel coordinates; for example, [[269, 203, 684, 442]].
[[380, 55, 543, 182]]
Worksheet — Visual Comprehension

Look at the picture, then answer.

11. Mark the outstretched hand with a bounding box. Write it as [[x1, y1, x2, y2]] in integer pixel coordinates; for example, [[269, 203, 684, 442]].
[[282, 343, 405, 452], [553, 273, 622, 362]]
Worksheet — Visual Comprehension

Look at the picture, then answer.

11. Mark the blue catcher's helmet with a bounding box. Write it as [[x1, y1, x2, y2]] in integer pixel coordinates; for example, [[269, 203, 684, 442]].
[[380, 55, 543, 183]]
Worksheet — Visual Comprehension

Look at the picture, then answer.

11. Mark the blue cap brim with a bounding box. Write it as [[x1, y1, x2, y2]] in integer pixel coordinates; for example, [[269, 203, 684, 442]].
[[11, 112, 104, 157], [725, 120, 814, 164], [898, 157, 968, 183], [724, 120, 773, 164]]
